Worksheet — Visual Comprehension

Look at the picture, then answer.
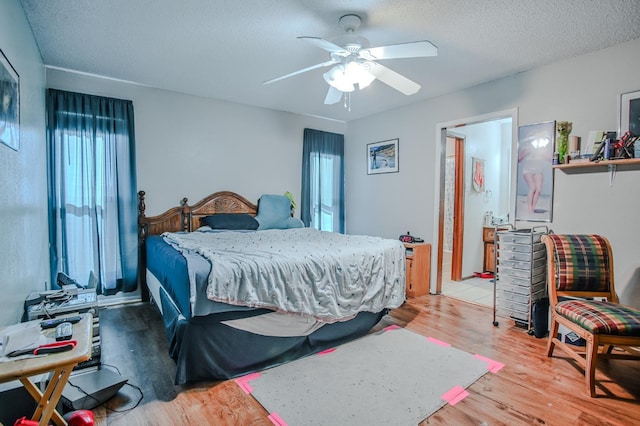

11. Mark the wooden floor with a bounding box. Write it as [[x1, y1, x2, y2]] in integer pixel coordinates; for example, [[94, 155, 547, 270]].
[[93, 296, 640, 425]]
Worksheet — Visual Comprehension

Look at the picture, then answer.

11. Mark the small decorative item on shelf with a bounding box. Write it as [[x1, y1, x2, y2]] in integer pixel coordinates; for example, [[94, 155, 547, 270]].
[[613, 131, 637, 159], [569, 135, 580, 159], [556, 121, 573, 164]]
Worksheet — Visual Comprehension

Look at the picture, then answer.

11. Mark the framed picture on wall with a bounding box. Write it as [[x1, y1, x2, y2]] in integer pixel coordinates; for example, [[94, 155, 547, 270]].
[[515, 121, 554, 222], [619, 90, 640, 137], [0, 49, 19, 151], [471, 157, 485, 192], [367, 138, 399, 175]]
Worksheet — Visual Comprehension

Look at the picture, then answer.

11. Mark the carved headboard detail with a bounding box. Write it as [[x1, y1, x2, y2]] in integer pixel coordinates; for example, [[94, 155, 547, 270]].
[[137, 190, 259, 300]]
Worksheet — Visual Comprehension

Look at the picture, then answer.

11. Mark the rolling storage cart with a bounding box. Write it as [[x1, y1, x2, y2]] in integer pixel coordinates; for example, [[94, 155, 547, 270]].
[[492, 226, 548, 334]]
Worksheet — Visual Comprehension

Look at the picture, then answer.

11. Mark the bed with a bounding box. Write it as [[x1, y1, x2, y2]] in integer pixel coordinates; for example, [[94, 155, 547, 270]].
[[138, 190, 406, 384]]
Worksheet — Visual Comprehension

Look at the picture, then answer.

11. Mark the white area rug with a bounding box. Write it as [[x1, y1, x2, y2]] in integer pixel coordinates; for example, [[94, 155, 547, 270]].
[[235, 326, 503, 426]]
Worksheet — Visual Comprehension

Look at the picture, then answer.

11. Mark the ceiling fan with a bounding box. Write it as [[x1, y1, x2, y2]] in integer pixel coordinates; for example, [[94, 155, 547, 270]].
[[263, 14, 438, 106]]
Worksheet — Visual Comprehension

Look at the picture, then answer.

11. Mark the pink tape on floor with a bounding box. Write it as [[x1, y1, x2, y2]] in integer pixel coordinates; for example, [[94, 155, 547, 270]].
[[473, 354, 505, 373], [268, 412, 288, 426], [383, 324, 400, 331], [234, 372, 261, 394], [317, 347, 336, 356], [427, 336, 451, 347], [441, 385, 469, 406]]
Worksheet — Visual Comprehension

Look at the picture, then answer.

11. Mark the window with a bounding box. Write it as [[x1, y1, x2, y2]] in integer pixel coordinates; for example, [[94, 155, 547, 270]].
[[46, 90, 138, 295], [301, 128, 345, 233]]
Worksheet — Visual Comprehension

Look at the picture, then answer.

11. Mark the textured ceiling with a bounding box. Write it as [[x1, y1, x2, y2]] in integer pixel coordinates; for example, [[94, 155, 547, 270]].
[[19, 0, 640, 122]]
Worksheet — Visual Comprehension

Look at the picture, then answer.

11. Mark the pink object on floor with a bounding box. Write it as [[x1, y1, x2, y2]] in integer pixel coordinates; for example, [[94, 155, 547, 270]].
[[268, 412, 288, 426], [441, 385, 469, 405], [234, 372, 261, 394], [383, 324, 400, 331], [473, 354, 505, 373], [317, 348, 336, 356], [427, 336, 451, 347]]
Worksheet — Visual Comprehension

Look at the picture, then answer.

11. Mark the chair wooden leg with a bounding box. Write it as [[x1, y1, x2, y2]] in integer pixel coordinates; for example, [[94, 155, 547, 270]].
[[547, 316, 559, 357], [585, 335, 599, 397]]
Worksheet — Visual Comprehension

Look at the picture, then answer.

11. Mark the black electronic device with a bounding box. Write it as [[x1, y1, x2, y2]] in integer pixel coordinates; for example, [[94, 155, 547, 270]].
[[61, 369, 128, 410], [55, 322, 74, 341], [40, 315, 82, 329], [56, 271, 82, 288], [399, 232, 423, 243], [399, 232, 414, 243]]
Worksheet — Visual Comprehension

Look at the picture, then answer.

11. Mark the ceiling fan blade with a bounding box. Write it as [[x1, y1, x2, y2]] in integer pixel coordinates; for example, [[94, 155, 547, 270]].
[[263, 60, 338, 85], [298, 36, 349, 55], [360, 40, 437, 60], [368, 62, 421, 95], [324, 86, 343, 105]]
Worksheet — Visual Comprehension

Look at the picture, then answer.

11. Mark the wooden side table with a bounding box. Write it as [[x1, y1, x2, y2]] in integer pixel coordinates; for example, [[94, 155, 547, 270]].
[[0, 314, 93, 426], [404, 243, 431, 297]]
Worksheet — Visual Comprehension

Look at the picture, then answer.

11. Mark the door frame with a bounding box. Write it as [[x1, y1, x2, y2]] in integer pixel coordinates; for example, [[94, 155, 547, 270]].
[[431, 108, 518, 294], [446, 135, 465, 282]]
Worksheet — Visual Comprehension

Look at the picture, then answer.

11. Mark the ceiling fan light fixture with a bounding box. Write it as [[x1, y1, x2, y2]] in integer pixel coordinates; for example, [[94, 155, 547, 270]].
[[323, 65, 355, 92], [346, 60, 375, 89]]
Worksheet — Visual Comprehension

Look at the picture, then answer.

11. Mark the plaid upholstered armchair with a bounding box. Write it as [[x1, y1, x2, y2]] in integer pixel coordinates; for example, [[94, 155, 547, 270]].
[[541, 234, 640, 397]]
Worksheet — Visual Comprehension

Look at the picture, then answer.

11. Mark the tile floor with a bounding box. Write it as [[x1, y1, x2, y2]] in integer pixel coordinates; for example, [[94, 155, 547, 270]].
[[440, 250, 494, 307]]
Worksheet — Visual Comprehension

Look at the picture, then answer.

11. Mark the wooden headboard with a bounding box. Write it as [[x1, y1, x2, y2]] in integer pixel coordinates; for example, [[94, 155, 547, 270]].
[[137, 190, 258, 300]]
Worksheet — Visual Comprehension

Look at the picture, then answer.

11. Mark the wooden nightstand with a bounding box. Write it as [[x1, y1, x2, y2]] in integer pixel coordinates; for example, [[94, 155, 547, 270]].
[[482, 227, 497, 273], [404, 243, 431, 297]]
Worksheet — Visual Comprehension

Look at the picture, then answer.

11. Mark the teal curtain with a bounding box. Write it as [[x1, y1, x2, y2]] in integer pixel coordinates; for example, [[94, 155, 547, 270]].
[[46, 89, 138, 295], [301, 128, 345, 233]]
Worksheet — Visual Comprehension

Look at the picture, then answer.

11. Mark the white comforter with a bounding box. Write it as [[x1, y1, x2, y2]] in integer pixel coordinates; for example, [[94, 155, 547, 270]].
[[162, 228, 406, 323]]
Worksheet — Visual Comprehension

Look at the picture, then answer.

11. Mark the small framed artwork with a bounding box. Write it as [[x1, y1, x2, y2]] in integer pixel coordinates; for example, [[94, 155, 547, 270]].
[[515, 121, 555, 222], [619, 90, 640, 137], [367, 138, 399, 175], [0, 49, 19, 151], [471, 157, 484, 192]]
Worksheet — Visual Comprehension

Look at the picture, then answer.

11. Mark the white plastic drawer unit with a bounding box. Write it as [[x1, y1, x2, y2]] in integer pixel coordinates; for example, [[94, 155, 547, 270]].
[[497, 287, 546, 306], [498, 264, 545, 279], [497, 248, 545, 262], [498, 241, 544, 254], [498, 231, 543, 245], [497, 274, 545, 294], [497, 307, 529, 323], [499, 257, 546, 271], [493, 227, 548, 332]]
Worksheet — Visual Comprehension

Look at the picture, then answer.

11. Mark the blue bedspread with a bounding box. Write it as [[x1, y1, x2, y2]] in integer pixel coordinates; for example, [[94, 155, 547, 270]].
[[146, 235, 253, 319]]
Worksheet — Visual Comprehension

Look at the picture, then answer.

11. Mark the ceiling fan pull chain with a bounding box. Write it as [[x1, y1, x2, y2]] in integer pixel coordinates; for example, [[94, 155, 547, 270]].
[[344, 92, 351, 111]]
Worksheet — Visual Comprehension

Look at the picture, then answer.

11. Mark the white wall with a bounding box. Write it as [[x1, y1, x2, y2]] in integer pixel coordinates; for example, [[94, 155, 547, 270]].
[[0, 0, 48, 325], [46, 69, 346, 216], [345, 37, 640, 306]]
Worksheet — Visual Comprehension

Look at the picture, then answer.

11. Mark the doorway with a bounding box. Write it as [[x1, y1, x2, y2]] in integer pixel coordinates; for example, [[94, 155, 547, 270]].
[[443, 135, 465, 282], [432, 109, 518, 306]]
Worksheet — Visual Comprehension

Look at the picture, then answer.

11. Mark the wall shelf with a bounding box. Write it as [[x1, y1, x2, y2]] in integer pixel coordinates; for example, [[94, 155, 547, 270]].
[[552, 158, 640, 173]]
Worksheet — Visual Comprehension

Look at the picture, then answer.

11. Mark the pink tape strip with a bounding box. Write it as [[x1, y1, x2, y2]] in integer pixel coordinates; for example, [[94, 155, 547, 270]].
[[383, 324, 400, 331], [441, 385, 469, 406], [317, 348, 336, 356], [234, 372, 261, 394], [473, 354, 505, 373], [268, 412, 288, 426], [427, 336, 451, 347]]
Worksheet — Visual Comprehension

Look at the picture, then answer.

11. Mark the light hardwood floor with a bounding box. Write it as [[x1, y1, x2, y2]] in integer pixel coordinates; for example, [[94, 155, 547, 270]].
[[94, 296, 640, 425]]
